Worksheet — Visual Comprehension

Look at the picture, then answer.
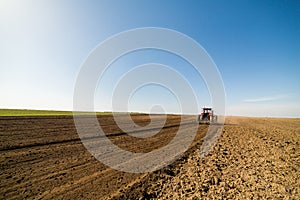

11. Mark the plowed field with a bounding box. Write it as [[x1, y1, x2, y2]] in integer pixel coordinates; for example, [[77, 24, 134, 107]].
[[1, 115, 299, 199]]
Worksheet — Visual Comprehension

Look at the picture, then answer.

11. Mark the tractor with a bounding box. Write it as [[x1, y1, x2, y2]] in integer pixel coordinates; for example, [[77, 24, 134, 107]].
[[197, 107, 217, 124]]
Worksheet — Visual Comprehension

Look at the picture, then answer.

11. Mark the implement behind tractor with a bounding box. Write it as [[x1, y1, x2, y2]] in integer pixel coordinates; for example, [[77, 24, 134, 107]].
[[197, 107, 217, 124]]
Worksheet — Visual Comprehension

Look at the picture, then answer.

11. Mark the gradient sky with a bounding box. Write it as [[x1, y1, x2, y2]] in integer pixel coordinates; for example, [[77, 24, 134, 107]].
[[1, 0, 299, 117]]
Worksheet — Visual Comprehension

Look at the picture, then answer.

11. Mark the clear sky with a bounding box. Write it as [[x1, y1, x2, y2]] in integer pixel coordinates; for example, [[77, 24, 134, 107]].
[[1, 0, 299, 117]]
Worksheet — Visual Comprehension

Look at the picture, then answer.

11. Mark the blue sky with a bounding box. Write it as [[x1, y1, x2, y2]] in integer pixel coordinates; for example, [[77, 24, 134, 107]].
[[0, 0, 299, 117]]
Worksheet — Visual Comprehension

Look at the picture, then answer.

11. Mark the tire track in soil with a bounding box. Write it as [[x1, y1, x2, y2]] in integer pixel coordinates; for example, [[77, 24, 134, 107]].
[[39, 124, 208, 199]]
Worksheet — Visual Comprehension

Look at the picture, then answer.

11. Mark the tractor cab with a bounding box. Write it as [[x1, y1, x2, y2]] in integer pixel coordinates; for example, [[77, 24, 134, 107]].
[[197, 107, 216, 124]]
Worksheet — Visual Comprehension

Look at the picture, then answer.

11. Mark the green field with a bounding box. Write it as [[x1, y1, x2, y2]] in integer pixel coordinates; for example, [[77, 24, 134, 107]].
[[0, 109, 113, 117]]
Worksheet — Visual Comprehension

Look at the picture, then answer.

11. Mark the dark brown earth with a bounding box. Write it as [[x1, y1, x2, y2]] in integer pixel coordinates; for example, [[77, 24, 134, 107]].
[[0, 115, 299, 199]]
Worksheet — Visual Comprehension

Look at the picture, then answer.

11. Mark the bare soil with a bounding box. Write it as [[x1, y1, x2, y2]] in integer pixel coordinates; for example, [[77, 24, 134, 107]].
[[0, 115, 299, 199]]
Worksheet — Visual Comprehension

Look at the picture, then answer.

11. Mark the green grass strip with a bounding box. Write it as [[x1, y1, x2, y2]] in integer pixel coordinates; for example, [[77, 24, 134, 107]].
[[0, 109, 113, 117]]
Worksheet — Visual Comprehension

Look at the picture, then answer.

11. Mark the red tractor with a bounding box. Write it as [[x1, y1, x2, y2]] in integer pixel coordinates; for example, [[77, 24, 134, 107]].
[[197, 107, 217, 124]]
